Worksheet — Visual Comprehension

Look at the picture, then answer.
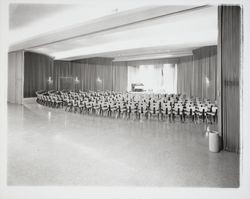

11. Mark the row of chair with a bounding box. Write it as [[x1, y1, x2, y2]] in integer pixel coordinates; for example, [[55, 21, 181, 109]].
[[36, 90, 218, 123]]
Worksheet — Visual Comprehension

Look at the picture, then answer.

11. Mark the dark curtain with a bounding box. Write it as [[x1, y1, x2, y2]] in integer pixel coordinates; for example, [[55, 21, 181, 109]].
[[53, 60, 72, 90], [177, 46, 217, 101], [53, 58, 128, 92], [193, 46, 217, 100], [177, 56, 193, 97], [112, 61, 128, 91], [219, 6, 241, 153], [24, 52, 54, 97]]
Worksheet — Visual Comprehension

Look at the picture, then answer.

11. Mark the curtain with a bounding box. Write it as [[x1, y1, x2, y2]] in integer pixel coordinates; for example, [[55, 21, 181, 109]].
[[219, 6, 241, 153], [177, 46, 217, 100], [24, 52, 54, 97], [193, 46, 217, 100], [112, 61, 128, 92], [53, 58, 128, 92], [53, 60, 72, 91], [8, 51, 24, 103], [177, 56, 194, 97], [163, 64, 177, 94], [127, 63, 177, 93]]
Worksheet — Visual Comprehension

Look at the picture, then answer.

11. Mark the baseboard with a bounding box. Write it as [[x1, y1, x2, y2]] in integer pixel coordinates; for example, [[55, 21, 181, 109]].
[[22, 97, 37, 104]]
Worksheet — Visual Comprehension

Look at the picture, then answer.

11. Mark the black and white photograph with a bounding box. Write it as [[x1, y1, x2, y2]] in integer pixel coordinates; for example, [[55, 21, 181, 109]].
[[0, 0, 250, 198]]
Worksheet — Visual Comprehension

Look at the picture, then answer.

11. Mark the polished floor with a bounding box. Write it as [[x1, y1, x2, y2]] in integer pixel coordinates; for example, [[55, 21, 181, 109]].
[[7, 103, 239, 187]]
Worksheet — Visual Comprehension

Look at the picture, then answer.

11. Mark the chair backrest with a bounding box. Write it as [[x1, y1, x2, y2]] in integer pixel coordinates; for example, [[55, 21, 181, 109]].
[[212, 106, 218, 112]]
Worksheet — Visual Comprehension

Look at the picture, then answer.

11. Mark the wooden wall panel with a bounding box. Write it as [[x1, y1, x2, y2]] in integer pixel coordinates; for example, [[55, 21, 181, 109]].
[[219, 6, 241, 153], [8, 51, 24, 104]]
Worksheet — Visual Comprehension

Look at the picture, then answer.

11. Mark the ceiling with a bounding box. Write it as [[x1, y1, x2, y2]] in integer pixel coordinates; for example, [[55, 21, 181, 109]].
[[9, 3, 218, 61], [9, 4, 77, 30]]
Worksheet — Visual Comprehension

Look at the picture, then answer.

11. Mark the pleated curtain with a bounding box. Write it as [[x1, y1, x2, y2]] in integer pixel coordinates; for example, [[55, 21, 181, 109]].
[[177, 46, 217, 101], [53, 58, 128, 92], [219, 6, 241, 153], [24, 51, 54, 97]]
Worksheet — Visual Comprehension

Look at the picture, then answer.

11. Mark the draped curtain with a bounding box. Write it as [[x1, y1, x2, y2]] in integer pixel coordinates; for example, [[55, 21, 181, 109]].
[[112, 61, 128, 92], [193, 46, 217, 100], [53, 58, 128, 92], [24, 52, 54, 98], [127, 63, 177, 93], [177, 56, 194, 97], [23, 53, 180, 97], [53, 60, 72, 91], [177, 46, 217, 101], [219, 6, 241, 153]]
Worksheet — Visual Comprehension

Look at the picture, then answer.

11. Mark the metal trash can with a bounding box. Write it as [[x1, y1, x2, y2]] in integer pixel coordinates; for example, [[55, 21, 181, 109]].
[[209, 131, 220, 153]]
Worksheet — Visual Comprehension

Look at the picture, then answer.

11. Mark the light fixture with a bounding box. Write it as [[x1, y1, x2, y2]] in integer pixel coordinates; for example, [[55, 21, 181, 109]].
[[75, 76, 80, 83], [48, 76, 53, 84], [96, 77, 102, 83], [205, 77, 210, 85]]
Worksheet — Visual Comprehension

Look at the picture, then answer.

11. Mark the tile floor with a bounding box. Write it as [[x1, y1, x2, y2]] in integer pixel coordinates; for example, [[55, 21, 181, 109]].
[[7, 103, 239, 187]]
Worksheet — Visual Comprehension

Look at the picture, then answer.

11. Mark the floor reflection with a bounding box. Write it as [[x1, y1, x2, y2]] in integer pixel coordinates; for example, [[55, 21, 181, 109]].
[[7, 103, 239, 187]]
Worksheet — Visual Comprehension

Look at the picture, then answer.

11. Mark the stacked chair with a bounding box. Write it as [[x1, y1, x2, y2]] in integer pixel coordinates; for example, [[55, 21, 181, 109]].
[[36, 90, 218, 124]]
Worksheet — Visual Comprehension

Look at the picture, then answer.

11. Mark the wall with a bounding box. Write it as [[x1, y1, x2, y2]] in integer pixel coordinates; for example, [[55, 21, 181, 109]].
[[177, 45, 217, 100], [8, 51, 24, 104]]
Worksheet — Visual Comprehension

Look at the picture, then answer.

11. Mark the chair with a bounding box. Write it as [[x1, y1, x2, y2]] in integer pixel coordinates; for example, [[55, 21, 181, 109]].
[[55, 95, 63, 108], [138, 101, 149, 121], [116, 101, 127, 119], [207, 106, 218, 123], [85, 100, 93, 114], [184, 105, 195, 122], [195, 105, 208, 123], [92, 99, 101, 115], [101, 101, 109, 116], [130, 101, 138, 120], [65, 98, 74, 112], [148, 100, 160, 120], [108, 100, 117, 117], [172, 104, 184, 122]]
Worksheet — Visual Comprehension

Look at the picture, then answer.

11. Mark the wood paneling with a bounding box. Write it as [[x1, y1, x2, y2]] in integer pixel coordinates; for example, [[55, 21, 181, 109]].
[[8, 51, 24, 104], [177, 46, 217, 100], [218, 6, 241, 153]]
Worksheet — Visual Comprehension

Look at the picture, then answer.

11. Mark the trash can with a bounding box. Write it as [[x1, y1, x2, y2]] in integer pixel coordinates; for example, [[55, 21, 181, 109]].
[[209, 131, 220, 153]]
